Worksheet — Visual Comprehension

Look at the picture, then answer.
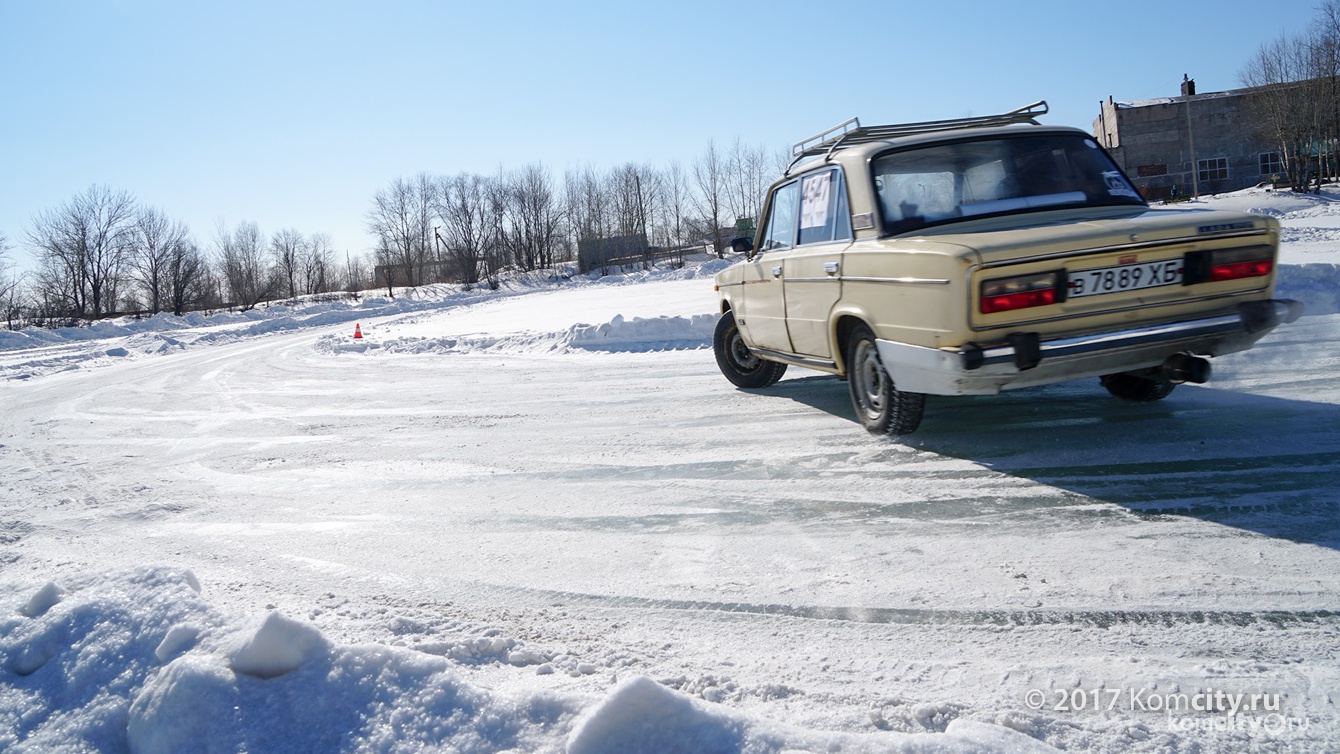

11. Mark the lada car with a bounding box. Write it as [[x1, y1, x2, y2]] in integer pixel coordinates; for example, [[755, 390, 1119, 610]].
[[712, 102, 1302, 435]]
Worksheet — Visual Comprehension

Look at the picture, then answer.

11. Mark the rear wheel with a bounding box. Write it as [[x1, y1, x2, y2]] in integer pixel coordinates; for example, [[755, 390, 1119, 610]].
[[1101, 372, 1177, 402], [713, 310, 787, 388], [846, 324, 925, 435]]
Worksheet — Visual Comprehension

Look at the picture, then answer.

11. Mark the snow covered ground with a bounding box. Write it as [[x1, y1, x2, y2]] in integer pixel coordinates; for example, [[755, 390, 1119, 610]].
[[3, 190, 1340, 753]]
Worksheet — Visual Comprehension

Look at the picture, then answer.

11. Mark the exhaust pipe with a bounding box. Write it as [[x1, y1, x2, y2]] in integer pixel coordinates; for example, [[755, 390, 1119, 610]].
[[1160, 353, 1211, 384]]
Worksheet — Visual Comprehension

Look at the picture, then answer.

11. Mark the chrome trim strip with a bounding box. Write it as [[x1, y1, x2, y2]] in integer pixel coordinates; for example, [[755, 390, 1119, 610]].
[[716, 281, 746, 288], [976, 230, 1271, 270], [785, 277, 842, 283], [752, 347, 837, 371], [842, 276, 951, 285]]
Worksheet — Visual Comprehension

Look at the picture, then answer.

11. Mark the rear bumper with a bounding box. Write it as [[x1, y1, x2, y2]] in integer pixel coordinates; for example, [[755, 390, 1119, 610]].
[[875, 299, 1304, 396]]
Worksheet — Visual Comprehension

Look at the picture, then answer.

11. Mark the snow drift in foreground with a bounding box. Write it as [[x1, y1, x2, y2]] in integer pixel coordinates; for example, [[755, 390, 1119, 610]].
[[0, 569, 1058, 753]]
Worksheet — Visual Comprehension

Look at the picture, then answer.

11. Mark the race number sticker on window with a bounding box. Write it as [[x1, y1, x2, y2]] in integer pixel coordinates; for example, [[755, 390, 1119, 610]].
[[1102, 170, 1140, 200], [800, 172, 832, 229]]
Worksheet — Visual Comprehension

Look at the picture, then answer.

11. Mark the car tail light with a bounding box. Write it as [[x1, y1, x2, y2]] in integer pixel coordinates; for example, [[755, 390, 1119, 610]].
[[980, 271, 1064, 314], [1183, 246, 1275, 285]]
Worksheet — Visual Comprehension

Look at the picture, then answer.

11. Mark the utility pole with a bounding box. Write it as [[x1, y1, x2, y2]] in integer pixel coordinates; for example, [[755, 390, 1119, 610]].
[[1183, 75, 1200, 199], [1185, 99, 1199, 199]]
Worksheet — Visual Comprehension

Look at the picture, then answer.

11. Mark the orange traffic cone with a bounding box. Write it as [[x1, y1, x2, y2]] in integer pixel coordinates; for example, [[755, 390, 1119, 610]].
[[353, 323, 363, 339]]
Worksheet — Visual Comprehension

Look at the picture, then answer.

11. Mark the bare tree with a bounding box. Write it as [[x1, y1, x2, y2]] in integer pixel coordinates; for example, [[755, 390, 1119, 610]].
[[303, 233, 335, 294], [366, 174, 438, 287], [0, 231, 24, 329], [693, 141, 728, 255], [373, 239, 399, 296], [436, 172, 495, 285], [343, 249, 370, 293], [565, 166, 614, 274], [660, 160, 692, 252], [127, 206, 192, 314], [216, 221, 274, 310], [1241, 18, 1340, 191], [500, 163, 564, 272], [270, 227, 306, 299], [611, 163, 667, 268], [26, 185, 137, 318], [482, 174, 508, 288], [166, 238, 213, 315], [725, 138, 770, 235]]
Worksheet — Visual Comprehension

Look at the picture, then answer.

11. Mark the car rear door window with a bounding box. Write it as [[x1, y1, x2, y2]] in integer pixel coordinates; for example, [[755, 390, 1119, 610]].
[[797, 169, 852, 246]]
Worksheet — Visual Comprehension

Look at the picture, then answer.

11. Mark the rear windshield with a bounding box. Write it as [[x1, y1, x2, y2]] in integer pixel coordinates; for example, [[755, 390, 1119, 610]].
[[871, 133, 1145, 235]]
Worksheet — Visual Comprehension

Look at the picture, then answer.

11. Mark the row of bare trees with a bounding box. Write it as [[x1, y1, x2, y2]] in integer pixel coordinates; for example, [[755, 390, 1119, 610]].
[[5, 137, 784, 326], [0, 231, 23, 329], [366, 139, 783, 286], [9, 185, 362, 328], [214, 221, 342, 311], [1241, 0, 1340, 190]]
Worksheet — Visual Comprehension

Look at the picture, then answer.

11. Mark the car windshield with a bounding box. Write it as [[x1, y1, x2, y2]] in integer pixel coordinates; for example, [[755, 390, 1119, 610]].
[[872, 133, 1145, 235]]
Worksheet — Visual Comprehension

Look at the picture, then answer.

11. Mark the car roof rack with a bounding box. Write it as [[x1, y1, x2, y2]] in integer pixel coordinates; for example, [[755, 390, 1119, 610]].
[[786, 100, 1048, 174]]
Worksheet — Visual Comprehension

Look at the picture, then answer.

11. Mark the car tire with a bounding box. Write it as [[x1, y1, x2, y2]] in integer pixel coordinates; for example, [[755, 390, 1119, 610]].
[[1100, 372, 1177, 402], [846, 324, 925, 435], [714, 310, 787, 388]]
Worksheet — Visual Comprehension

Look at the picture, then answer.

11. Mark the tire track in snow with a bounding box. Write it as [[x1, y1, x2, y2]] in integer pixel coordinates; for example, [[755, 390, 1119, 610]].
[[467, 583, 1340, 629]]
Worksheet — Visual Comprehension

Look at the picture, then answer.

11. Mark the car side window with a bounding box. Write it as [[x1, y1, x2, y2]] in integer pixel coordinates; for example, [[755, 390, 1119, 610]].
[[833, 177, 852, 240], [797, 169, 852, 245], [761, 182, 799, 252]]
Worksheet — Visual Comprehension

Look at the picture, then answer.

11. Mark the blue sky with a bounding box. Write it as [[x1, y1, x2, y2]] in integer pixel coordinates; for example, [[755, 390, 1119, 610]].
[[0, 0, 1321, 271]]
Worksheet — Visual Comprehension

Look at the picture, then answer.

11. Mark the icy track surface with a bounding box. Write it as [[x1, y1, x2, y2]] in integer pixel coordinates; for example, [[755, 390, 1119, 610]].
[[3, 189, 1340, 754]]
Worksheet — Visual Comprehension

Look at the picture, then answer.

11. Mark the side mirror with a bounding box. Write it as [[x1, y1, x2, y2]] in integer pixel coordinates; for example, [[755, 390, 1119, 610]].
[[730, 236, 754, 254]]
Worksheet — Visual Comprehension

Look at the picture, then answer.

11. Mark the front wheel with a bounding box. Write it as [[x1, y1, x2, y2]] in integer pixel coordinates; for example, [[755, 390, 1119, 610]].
[[714, 310, 787, 388], [846, 324, 925, 435]]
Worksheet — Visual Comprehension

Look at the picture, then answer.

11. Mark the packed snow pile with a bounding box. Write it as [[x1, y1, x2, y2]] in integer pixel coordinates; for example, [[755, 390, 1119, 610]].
[[0, 569, 1061, 753], [568, 313, 717, 352], [316, 313, 719, 356]]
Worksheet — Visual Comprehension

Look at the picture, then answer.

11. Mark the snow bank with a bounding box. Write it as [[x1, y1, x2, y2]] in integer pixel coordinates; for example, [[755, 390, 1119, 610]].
[[1, 568, 1061, 753], [0, 259, 728, 380], [1188, 184, 1333, 217], [565, 676, 1067, 754], [569, 313, 716, 352], [317, 313, 717, 357]]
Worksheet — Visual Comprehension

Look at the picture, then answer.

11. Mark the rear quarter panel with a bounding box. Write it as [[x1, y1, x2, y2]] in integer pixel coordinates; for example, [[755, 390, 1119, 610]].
[[834, 239, 977, 350]]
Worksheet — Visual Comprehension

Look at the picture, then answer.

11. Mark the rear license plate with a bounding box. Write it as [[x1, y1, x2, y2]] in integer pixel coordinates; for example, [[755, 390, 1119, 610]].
[[1067, 259, 1182, 298]]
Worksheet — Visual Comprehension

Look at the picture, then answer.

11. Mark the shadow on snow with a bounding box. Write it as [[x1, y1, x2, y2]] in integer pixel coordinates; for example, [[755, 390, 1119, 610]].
[[768, 374, 1340, 552]]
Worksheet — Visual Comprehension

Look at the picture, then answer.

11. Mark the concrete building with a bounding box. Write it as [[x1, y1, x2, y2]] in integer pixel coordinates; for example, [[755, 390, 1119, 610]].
[[1093, 76, 1282, 201]]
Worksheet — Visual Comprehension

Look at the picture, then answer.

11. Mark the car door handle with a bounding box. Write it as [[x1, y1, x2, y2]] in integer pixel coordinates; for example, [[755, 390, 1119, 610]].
[[771, 265, 783, 278], [823, 262, 840, 275]]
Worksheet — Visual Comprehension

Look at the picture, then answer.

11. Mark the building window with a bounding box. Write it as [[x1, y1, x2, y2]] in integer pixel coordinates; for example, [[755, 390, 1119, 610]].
[[1259, 152, 1284, 177], [1198, 157, 1229, 182]]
